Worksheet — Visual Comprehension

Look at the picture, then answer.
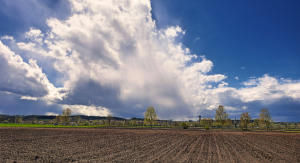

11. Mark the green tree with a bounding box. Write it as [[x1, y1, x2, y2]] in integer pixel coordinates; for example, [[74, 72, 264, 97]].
[[54, 115, 59, 124], [144, 106, 158, 127], [55, 115, 63, 124], [75, 116, 81, 125], [63, 108, 72, 116], [215, 105, 228, 128], [15, 116, 23, 124], [240, 112, 251, 130], [32, 117, 38, 124], [62, 108, 72, 125], [289, 123, 296, 129], [253, 119, 259, 129], [201, 118, 213, 130], [224, 119, 232, 128], [129, 119, 137, 126], [180, 122, 189, 129], [259, 109, 272, 131]]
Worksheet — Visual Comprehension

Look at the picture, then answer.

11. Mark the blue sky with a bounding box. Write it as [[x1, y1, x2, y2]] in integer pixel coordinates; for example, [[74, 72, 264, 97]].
[[152, 0, 300, 87], [0, 0, 299, 121]]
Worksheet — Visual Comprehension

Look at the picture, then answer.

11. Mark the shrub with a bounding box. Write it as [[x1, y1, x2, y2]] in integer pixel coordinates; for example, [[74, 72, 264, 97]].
[[181, 122, 189, 129], [205, 125, 210, 130]]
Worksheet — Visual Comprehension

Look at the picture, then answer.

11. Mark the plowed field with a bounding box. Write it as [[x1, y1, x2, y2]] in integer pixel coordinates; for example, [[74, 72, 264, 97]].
[[0, 128, 299, 162]]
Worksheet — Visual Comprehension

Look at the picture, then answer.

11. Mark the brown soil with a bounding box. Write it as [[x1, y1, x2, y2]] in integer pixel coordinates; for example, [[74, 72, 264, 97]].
[[0, 128, 299, 162]]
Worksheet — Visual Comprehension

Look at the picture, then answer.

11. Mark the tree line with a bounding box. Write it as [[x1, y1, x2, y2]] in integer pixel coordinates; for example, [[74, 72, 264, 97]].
[[212, 105, 273, 130], [143, 105, 281, 131], [1, 106, 299, 130]]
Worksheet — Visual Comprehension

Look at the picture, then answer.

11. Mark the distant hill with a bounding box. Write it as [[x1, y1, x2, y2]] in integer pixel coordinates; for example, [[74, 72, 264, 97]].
[[0, 114, 127, 122]]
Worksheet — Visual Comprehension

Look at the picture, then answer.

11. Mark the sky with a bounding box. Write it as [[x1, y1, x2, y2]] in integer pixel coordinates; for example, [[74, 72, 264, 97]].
[[0, 0, 299, 122]]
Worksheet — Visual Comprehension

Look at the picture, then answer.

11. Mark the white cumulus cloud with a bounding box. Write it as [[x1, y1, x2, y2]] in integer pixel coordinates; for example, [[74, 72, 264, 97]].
[[62, 104, 111, 116]]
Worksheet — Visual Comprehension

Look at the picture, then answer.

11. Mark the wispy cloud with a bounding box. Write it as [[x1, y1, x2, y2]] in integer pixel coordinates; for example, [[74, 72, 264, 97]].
[[20, 96, 38, 101]]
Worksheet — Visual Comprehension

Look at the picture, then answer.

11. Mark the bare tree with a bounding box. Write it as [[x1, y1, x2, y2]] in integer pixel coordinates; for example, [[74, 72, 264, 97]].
[[240, 112, 251, 130], [107, 114, 112, 126], [144, 106, 158, 128], [215, 105, 228, 128]]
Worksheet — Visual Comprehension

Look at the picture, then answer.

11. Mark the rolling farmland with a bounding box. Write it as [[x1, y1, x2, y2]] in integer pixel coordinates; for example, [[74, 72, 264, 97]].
[[0, 128, 299, 162]]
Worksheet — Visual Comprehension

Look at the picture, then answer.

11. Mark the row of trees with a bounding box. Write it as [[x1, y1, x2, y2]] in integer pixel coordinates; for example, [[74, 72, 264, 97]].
[[239, 109, 272, 130], [144, 105, 274, 130], [213, 105, 273, 130]]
